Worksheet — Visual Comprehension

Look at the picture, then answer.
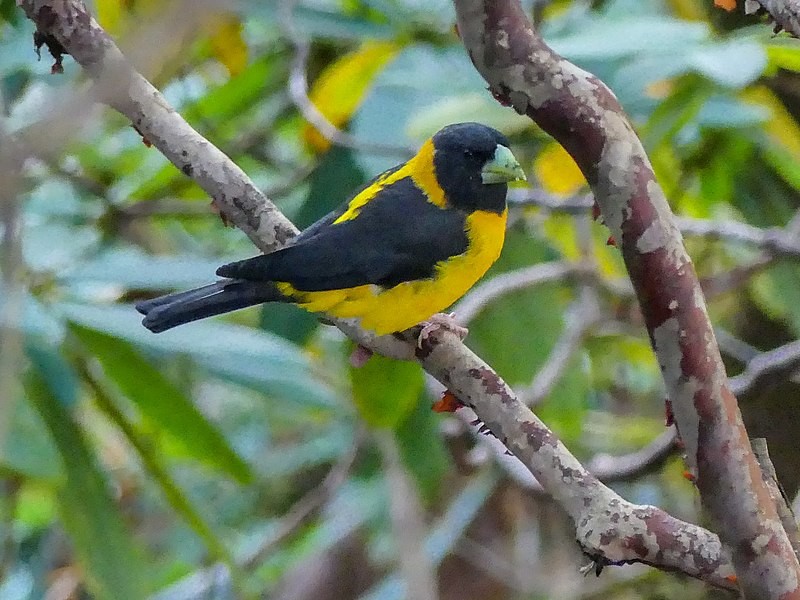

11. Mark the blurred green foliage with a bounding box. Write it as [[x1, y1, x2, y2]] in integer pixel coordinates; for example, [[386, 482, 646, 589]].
[[1, 0, 799, 598]]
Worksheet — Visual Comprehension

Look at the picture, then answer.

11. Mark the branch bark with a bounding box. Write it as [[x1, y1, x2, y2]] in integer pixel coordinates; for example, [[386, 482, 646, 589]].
[[451, 0, 800, 596], [747, 0, 800, 37], [17, 0, 752, 591]]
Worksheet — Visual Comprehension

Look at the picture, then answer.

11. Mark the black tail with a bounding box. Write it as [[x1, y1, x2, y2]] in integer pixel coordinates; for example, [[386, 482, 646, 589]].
[[135, 279, 284, 333]]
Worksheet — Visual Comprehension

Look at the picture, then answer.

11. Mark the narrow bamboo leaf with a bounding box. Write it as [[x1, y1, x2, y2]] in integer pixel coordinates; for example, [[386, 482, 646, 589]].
[[0, 393, 62, 481], [85, 364, 236, 567], [71, 324, 252, 484], [0, 342, 74, 480], [27, 374, 148, 600], [58, 302, 338, 409], [25, 341, 78, 408]]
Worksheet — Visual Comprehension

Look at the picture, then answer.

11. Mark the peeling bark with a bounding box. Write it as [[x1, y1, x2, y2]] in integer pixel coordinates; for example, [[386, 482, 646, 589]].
[[747, 0, 800, 37], [452, 0, 800, 596]]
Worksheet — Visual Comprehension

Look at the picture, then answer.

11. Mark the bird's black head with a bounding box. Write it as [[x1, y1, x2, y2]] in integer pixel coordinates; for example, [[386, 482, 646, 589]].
[[431, 122, 525, 213]]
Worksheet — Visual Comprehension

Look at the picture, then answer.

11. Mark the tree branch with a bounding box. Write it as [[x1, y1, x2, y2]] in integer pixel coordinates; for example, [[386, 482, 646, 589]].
[[18, 0, 744, 590], [417, 331, 735, 587], [280, 3, 414, 158], [452, 0, 800, 596], [747, 0, 800, 37], [730, 339, 800, 399]]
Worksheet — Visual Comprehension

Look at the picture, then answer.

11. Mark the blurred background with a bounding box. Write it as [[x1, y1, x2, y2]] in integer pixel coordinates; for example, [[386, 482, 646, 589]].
[[1, 0, 799, 598]]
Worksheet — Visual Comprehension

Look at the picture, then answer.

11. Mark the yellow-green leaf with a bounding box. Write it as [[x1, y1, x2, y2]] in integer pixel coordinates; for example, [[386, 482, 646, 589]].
[[350, 353, 423, 429], [95, 0, 125, 34], [304, 40, 401, 152], [28, 374, 149, 600], [744, 87, 800, 161], [533, 142, 586, 196], [206, 14, 248, 77]]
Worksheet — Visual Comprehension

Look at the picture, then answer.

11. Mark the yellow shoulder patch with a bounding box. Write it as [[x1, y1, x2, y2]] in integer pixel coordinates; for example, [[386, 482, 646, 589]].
[[408, 139, 446, 208], [333, 138, 447, 225], [333, 165, 406, 224]]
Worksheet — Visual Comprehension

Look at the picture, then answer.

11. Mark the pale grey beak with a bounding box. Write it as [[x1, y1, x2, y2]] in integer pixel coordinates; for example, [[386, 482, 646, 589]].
[[481, 145, 527, 184]]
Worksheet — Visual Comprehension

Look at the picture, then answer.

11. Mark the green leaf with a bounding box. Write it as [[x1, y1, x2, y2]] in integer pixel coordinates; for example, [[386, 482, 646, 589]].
[[697, 96, 770, 129], [85, 363, 236, 567], [467, 228, 565, 385], [25, 341, 78, 408], [0, 342, 75, 480], [0, 394, 62, 481], [350, 353, 424, 429], [642, 76, 709, 151], [63, 248, 226, 290], [549, 17, 708, 61], [689, 40, 766, 89], [0, 0, 19, 25], [71, 324, 252, 484], [252, 3, 395, 41], [57, 303, 337, 408], [766, 41, 800, 73], [536, 354, 590, 444], [750, 263, 800, 337], [27, 374, 149, 600], [394, 399, 448, 503]]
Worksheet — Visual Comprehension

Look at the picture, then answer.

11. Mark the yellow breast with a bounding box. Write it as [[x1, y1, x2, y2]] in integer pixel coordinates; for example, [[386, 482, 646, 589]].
[[277, 208, 507, 335]]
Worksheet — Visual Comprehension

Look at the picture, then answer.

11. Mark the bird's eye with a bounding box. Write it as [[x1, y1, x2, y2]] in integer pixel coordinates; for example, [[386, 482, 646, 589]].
[[463, 149, 473, 158]]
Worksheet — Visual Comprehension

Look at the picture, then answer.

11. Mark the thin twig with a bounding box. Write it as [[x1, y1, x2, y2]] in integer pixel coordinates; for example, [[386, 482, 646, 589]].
[[585, 429, 678, 482], [454, 261, 583, 325], [729, 339, 800, 399], [518, 287, 601, 406], [280, 3, 413, 158], [510, 187, 800, 259], [752, 438, 800, 562], [241, 432, 361, 569], [461, 406, 677, 492]]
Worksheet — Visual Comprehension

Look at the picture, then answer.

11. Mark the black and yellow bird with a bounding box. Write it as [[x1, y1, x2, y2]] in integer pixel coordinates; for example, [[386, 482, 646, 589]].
[[136, 123, 525, 336]]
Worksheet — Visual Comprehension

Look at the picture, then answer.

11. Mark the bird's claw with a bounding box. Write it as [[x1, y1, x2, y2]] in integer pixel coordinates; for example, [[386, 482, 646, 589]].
[[417, 313, 468, 349]]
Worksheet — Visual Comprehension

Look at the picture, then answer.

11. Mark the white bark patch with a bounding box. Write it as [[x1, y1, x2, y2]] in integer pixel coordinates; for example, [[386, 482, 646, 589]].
[[636, 219, 670, 254], [595, 113, 637, 241], [578, 501, 657, 562], [646, 180, 688, 266], [751, 550, 799, 596], [496, 28, 510, 49], [653, 317, 702, 473]]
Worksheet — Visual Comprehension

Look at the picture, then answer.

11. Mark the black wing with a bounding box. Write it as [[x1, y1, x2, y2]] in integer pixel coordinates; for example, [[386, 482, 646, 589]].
[[217, 177, 469, 291]]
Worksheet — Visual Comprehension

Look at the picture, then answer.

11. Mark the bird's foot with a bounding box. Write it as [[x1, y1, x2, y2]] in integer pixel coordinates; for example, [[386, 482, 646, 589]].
[[349, 344, 374, 368], [431, 389, 464, 413], [417, 312, 468, 349]]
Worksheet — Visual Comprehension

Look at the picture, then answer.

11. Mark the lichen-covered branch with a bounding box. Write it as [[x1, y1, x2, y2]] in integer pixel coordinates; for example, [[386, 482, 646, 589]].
[[747, 0, 800, 37], [416, 330, 735, 587], [451, 0, 800, 596], [18, 0, 743, 589]]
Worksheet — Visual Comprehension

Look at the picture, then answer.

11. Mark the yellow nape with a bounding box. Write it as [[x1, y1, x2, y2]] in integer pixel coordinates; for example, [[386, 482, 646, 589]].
[[278, 208, 507, 335], [333, 139, 446, 225]]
